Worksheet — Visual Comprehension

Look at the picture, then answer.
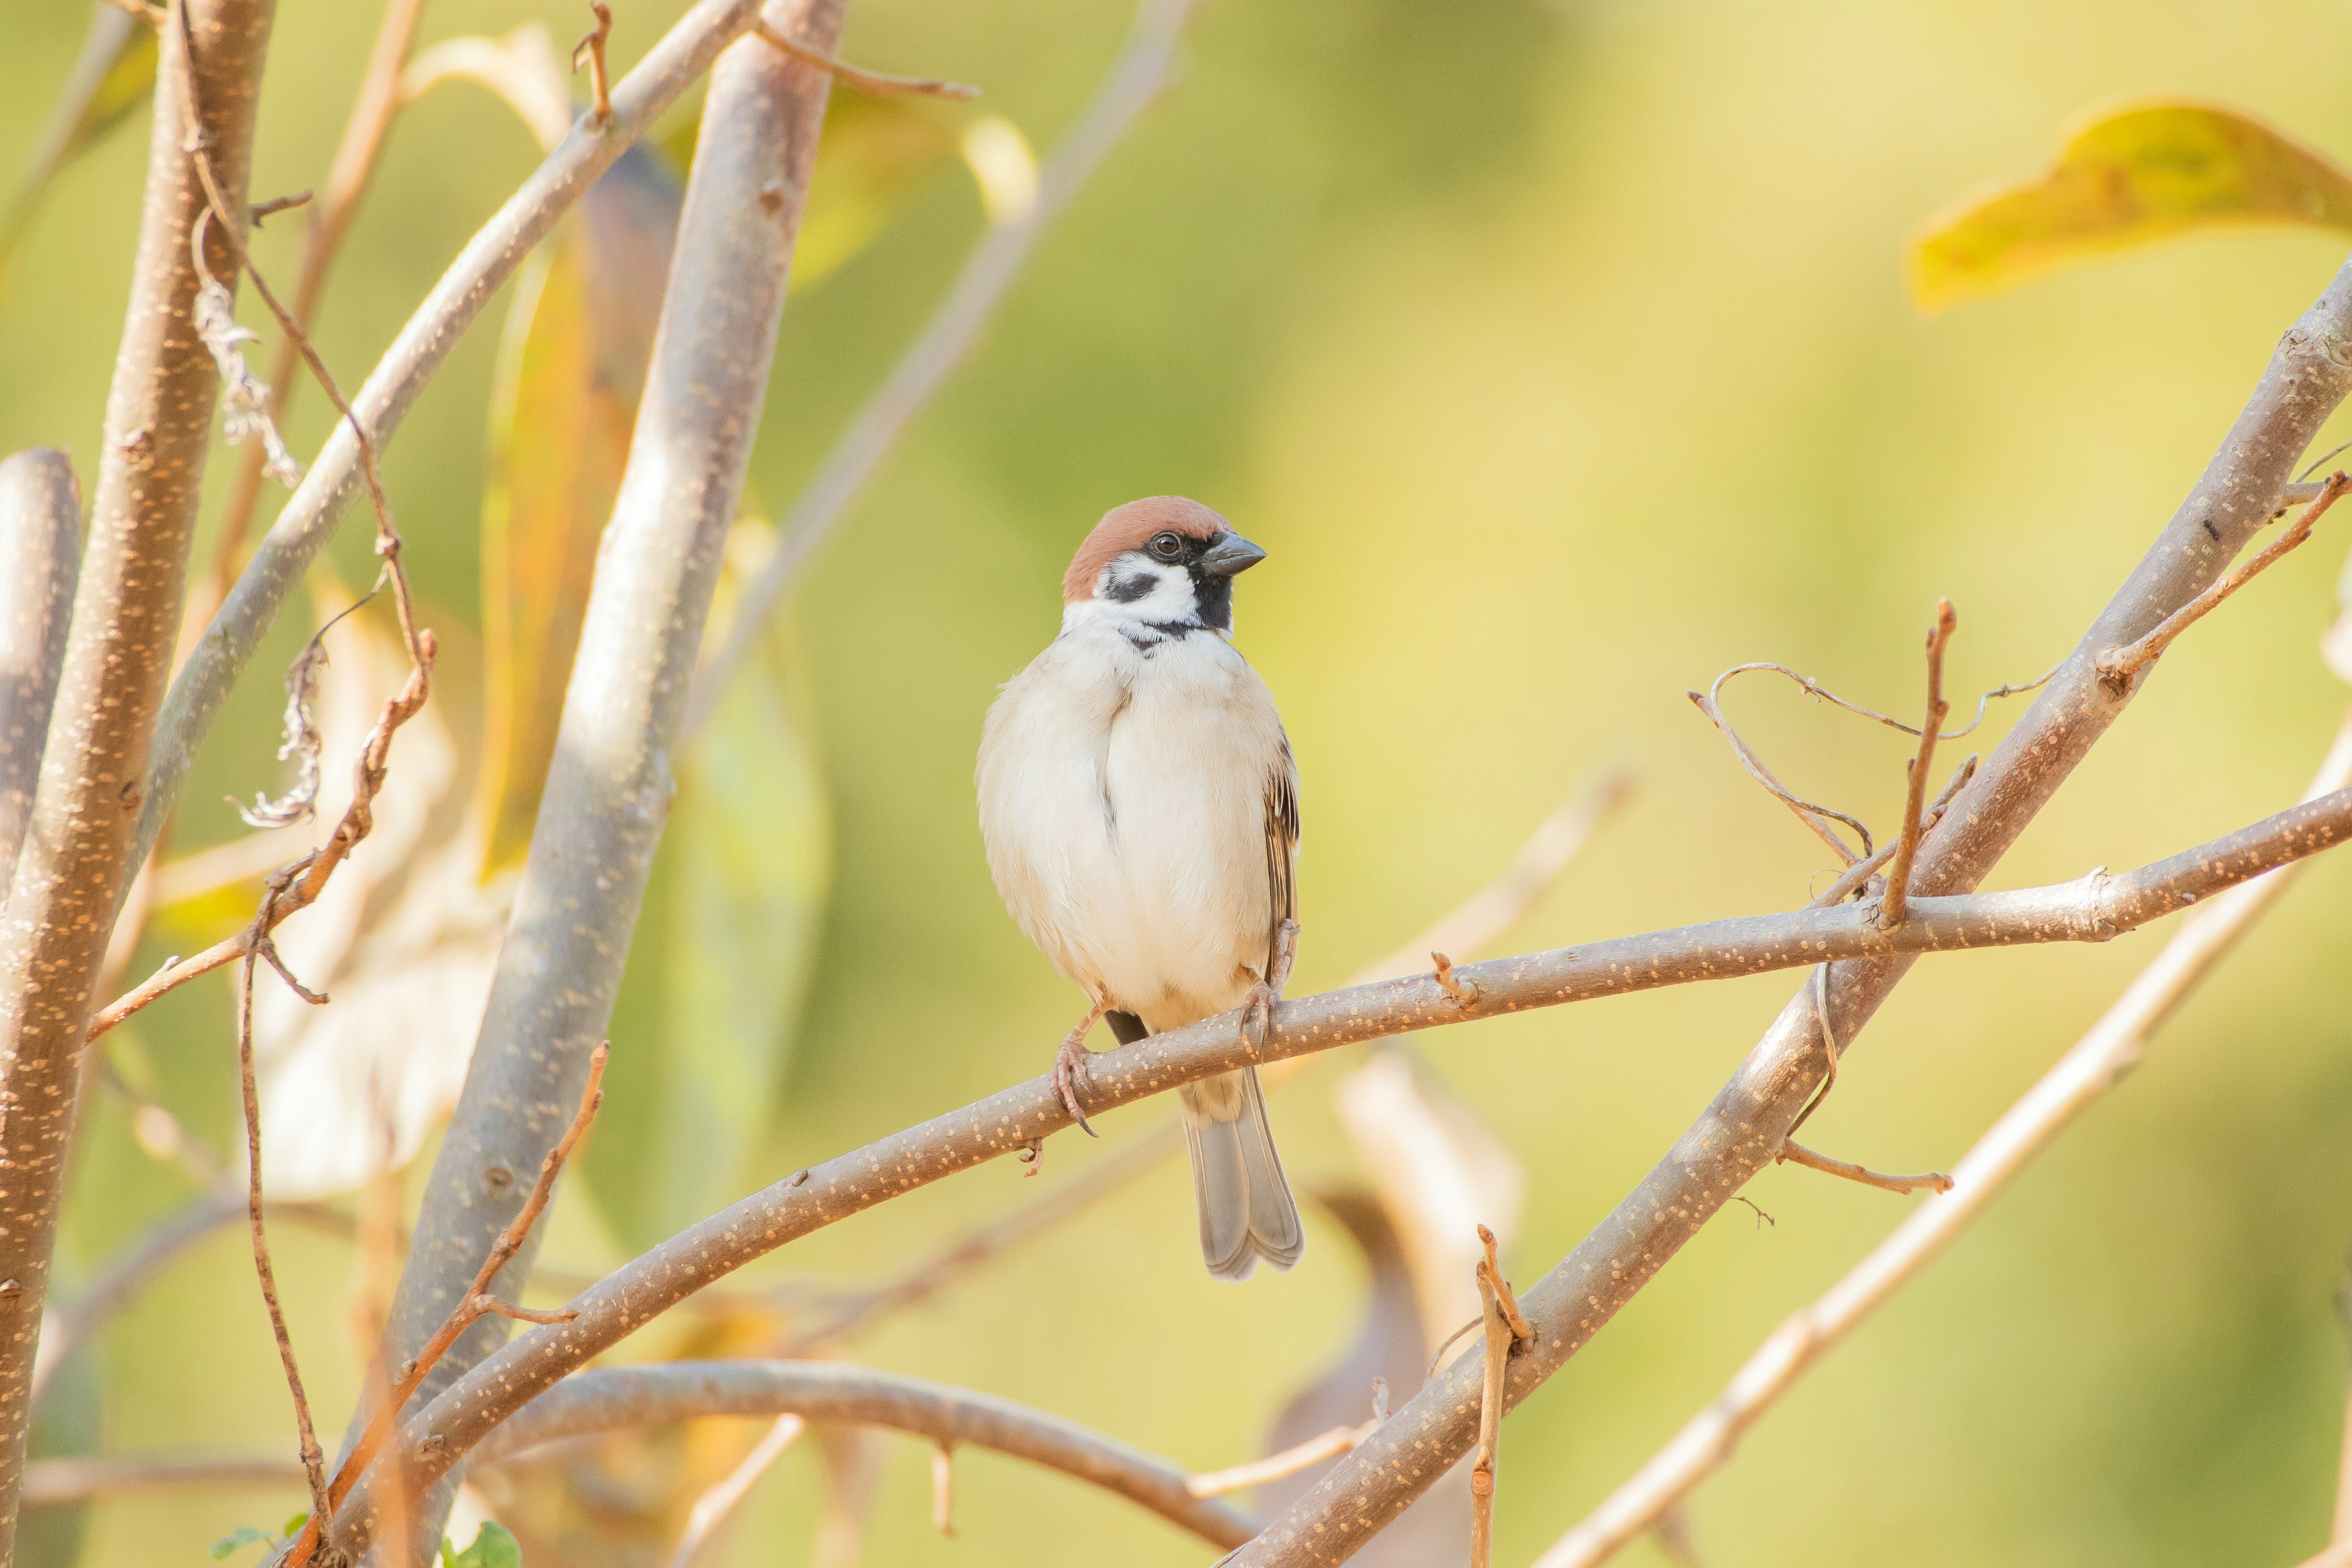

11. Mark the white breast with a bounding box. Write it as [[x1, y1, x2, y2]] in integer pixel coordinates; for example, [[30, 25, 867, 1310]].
[[978, 624, 1289, 1032]]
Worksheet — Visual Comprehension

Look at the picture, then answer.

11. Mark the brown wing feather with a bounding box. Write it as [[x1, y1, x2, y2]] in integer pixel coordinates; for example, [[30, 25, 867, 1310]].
[[1264, 733, 1300, 976]]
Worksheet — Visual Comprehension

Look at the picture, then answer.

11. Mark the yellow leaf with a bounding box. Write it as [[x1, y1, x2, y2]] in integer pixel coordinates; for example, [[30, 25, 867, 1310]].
[[1909, 99, 2352, 314]]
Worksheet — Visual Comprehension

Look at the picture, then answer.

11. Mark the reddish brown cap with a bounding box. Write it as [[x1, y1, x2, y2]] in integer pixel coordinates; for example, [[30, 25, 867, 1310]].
[[1062, 496, 1232, 604]]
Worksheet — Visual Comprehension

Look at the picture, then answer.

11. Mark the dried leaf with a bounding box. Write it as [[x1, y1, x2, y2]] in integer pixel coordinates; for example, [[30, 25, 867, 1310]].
[[1909, 99, 2352, 314], [475, 146, 681, 877]]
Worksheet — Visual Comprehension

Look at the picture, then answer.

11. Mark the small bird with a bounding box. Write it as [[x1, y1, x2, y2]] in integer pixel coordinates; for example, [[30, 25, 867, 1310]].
[[977, 496, 1305, 1281]]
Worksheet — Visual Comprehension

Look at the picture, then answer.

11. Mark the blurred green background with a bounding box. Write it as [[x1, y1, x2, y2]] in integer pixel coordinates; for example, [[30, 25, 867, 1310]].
[[8, 0, 2352, 1564]]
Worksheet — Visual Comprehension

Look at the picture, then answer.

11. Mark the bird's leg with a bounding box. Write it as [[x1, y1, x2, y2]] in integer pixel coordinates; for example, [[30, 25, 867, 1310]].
[[1052, 999, 1106, 1138], [1241, 918, 1301, 1054]]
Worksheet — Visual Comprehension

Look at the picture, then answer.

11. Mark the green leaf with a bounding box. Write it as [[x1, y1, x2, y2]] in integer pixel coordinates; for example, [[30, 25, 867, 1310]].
[[1909, 99, 2352, 314], [584, 524, 832, 1250], [446, 1521, 523, 1568], [1, 8, 157, 284], [475, 146, 682, 877], [662, 90, 965, 291], [281, 1512, 311, 1539], [211, 1527, 271, 1560]]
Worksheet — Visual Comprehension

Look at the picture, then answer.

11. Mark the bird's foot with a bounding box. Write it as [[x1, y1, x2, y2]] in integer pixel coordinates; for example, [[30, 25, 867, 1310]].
[[1052, 1005, 1103, 1137], [1241, 980, 1280, 1055]]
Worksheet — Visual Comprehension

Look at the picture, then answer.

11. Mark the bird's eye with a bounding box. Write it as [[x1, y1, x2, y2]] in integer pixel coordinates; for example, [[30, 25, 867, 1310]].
[[1150, 532, 1183, 560]]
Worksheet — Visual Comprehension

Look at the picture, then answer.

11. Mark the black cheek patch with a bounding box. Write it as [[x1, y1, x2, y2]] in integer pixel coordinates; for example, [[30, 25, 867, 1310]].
[[1104, 570, 1158, 604], [1189, 570, 1234, 630]]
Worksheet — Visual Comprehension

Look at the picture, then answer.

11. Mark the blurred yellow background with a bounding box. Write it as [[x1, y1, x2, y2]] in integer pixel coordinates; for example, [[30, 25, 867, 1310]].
[[7, 0, 2352, 1564]]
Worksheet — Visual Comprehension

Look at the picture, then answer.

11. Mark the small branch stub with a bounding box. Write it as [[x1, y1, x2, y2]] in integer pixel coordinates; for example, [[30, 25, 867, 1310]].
[[1777, 1140, 1953, 1196], [573, 2, 614, 124], [1432, 952, 1479, 1006]]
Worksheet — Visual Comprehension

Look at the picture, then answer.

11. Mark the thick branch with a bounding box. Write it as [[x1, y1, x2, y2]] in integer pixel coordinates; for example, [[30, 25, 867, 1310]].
[[349, 1, 846, 1550], [133, 0, 795, 888], [0, 0, 276, 1544], [465, 1360, 1257, 1550], [0, 450, 80, 899], [1231, 249, 2352, 1567], [335, 784, 2352, 1521], [1533, 712, 2352, 1568], [680, 0, 1201, 736]]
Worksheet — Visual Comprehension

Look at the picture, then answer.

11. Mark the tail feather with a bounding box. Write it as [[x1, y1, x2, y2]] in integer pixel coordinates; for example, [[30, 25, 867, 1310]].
[[1180, 1067, 1303, 1281]]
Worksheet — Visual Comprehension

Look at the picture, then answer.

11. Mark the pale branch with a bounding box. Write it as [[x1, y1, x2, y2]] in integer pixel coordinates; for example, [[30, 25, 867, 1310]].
[[2097, 472, 2351, 690], [0, 0, 276, 1544], [750, 20, 978, 97], [19, 1454, 306, 1504], [462, 1360, 1259, 1551], [1879, 600, 1954, 929], [134, 0, 799, 888], [288, 1046, 604, 1568], [2295, 1542, 2352, 1568], [1228, 246, 2352, 1568], [329, 783, 2352, 1530], [194, 0, 428, 633], [1186, 1422, 1377, 1500], [667, 1414, 805, 1568], [680, 0, 1203, 737], [1531, 711, 2352, 1568], [1804, 755, 1975, 910], [1774, 1140, 1951, 1196], [0, 449, 81, 899], [354, 4, 848, 1549]]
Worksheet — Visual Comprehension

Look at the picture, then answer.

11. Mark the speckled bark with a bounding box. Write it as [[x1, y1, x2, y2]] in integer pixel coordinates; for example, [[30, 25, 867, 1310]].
[[0, 0, 276, 1548], [317, 783, 2352, 1540], [468, 1360, 1259, 1549], [1228, 250, 2352, 1567], [342, 2, 845, 1556], [132, 0, 782, 899], [0, 451, 81, 899]]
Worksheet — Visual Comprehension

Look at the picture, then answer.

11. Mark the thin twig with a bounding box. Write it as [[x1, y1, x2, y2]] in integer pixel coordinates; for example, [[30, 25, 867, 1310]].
[[571, 1, 614, 123], [1188, 1421, 1377, 1499], [682, 0, 1204, 736], [752, 21, 977, 98], [235, 870, 336, 1530], [668, 1414, 806, 1568], [248, 189, 312, 225], [2098, 473, 2352, 690], [1527, 710, 2352, 1568], [1880, 600, 1955, 929], [283, 1043, 607, 1568], [1477, 1224, 1534, 1345], [326, 780, 2352, 1539], [1707, 657, 2061, 744], [1687, 678, 1871, 864], [1775, 1140, 1953, 1196], [1804, 756, 1977, 910], [931, 1442, 956, 1536], [1469, 1256, 1510, 1568]]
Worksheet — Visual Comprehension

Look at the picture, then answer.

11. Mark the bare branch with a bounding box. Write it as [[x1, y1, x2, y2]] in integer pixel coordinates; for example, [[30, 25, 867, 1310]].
[[352, 3, 849, 1548], [750, 20, 976, 97], [0, 0, 276, 1540], [0, 450, 80, 900], [1188, 1422, 1376, 1500], [682, 0, 1204, 737], [136, 0, 799, 891], [20, 1453, 306, 1504], [464, 1360, 1258, 1550], [1531, 710, 2352, 1568], [315, 782, 2352, 1530], [2098, 472, 2352, 691], [1469, 1254, 1509, 1568], [1227, 247, 2352, 1567], [1775, 1140, 1952, 1196], [1879, 600, 1954, 929]]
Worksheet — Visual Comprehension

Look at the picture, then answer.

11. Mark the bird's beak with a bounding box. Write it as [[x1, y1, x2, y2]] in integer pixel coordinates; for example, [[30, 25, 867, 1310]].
[[1199, 532, 1267, 578]]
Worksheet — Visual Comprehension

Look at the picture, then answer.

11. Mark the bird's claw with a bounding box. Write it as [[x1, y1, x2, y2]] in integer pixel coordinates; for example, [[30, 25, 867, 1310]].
[[1240, 982, 1279, 1055], [1052, 1033, 1098, 1138]]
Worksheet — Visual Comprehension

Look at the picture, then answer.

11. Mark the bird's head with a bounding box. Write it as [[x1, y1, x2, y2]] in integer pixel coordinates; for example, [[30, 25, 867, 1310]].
[[1060, 495, 1267, 637]]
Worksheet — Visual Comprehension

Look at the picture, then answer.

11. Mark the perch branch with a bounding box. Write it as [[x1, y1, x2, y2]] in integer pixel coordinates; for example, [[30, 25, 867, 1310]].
[[0, 450, 80, 900], [682, 0, 1204, 735], [2097, 472, 2351, 690], [1879, 600, 1954, 928], [1530, 711, 2352, 1568], [464, 1360, 1257, 1550], [1224, 247, 2352, 1567], [314, 782, 2352, 1544], [752, 20, 976, 97]]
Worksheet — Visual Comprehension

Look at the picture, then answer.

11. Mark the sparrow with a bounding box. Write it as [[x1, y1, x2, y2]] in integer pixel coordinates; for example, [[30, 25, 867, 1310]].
[[976, 496, 1306, 1281]]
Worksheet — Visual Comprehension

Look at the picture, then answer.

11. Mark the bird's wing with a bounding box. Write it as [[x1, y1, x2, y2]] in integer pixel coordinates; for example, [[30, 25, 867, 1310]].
[[1264, 732, 1301, 976]]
